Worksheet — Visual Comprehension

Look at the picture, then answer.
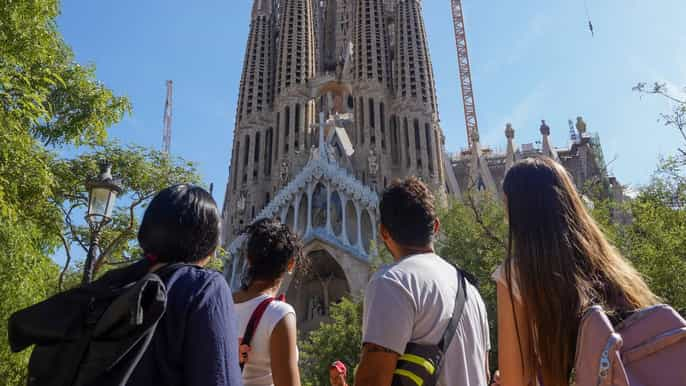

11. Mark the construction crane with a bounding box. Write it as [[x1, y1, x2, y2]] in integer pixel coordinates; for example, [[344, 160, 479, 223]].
[[163, 80, 173, 154], [450, 0, 479, 148]]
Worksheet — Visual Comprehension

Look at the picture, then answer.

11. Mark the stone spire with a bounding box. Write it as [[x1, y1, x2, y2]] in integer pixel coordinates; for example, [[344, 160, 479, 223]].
[[274, 0, 317, 175], [394, 0, 438, 116], [275, 0, 316, 97], [236, 0, 275, 125], [353, 0, 391, 88], [540, 120, 558, 160], [466, 126, 496, 193], [224, 0, 279, 239], [505, 123, 516, 171], [390, 0, 445, 190]]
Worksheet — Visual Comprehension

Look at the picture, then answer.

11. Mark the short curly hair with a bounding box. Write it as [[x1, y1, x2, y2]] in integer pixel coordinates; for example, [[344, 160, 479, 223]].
[[242, 218, 303, 288], [379, 177, 436, 247]]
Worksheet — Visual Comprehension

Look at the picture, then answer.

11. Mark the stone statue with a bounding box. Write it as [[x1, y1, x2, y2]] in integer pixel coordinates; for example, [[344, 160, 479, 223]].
[[576, 116, 587, 135], [540, 120, 551, 136], [236, 193, 246, 214], [368, 149, 378, 176], [327, 142, 337, 162], [280, 160, 290, 184]]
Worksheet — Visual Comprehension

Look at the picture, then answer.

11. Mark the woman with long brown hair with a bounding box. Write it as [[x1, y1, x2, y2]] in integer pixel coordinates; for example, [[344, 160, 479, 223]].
[[493, 157, 658, 386]]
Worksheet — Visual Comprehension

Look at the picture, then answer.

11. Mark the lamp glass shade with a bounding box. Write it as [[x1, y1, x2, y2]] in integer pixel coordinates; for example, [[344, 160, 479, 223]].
[[88, 186, 117, 222]]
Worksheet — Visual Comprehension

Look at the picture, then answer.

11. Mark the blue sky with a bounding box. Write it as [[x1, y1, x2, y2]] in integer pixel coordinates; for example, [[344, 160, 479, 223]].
[[57, 0, 686, 207]]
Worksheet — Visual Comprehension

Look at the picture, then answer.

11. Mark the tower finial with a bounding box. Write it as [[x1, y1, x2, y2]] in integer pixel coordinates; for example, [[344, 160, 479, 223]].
[[539, 120, 558, 160], [505, 123, 516, 171]]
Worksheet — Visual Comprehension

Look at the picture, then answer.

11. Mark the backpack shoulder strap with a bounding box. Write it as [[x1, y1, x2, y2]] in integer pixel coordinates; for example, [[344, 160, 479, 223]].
[[242, 297, 276, 348], [438, 267, 468, 353]]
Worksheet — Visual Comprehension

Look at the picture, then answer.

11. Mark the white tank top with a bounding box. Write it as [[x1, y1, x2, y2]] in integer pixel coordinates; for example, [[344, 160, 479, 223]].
[[234, 294, 297, 386]]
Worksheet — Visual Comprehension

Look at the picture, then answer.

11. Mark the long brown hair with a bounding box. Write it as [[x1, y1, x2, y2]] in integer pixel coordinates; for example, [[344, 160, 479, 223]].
[[503, 157, 658, 386]]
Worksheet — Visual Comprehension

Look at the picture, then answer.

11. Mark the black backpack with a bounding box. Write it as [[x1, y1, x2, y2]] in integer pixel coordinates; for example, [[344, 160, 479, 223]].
[[8, 260, 183, 386]]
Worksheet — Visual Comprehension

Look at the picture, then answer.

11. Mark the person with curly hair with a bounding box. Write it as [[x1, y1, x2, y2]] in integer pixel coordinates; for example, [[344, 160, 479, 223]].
[[233, 218, 304, 386]]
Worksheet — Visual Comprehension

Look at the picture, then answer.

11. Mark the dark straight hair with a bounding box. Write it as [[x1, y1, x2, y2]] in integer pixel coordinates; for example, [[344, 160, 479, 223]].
[[138, 184, 220, 263], [502, 157, 657, 386]]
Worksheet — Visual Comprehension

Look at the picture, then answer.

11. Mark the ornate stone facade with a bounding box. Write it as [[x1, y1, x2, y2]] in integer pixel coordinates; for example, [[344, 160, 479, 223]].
[[222, 0, 617, 331]]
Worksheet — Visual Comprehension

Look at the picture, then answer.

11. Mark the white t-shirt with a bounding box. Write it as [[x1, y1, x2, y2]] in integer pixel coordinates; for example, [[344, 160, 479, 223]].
[[234, 294, 297, 386], [363, 253, 491, 386]]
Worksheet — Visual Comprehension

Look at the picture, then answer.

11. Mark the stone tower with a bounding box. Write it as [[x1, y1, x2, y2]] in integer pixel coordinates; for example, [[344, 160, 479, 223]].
[[223, 1, 616, 331], [224, 0, 448, 242]]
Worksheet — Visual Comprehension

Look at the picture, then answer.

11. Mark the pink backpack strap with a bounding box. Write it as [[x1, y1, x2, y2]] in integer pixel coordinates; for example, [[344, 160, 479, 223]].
[[574, 306, 629, 386]]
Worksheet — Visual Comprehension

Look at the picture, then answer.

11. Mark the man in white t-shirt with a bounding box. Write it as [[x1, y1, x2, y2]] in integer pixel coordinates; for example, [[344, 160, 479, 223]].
[[354, 177, 491, 386]]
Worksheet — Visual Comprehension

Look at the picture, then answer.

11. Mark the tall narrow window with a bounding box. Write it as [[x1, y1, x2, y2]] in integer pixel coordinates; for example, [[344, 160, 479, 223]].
[[243, 135, 250, 183], [425, 123, 434, 173], [369, 98, 375, 129], [294, 103, 301, 149], [359, 97, 365, 145], [284, 106, 290, 154], [390, 115, 399, 164], [404, 118, 410, 168], [380, 102, 386, 150], [414, 119, 422, 169], [264, 128, 273, 175], [275, 113, 280, 160], [254, 131, 261, 178]]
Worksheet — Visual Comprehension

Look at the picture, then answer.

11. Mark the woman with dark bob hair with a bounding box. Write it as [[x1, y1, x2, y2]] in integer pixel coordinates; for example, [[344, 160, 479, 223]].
[[127, 184, 242, 386], [493, 157, 658, 386]]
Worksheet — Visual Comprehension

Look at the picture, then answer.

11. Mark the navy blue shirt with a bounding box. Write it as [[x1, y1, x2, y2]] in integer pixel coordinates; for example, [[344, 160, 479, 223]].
[[128, 266, 243, 386]]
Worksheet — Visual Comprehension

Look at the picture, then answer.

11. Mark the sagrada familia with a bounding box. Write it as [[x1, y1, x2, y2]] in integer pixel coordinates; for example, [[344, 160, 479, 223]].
[[221, 0, 620, 331]]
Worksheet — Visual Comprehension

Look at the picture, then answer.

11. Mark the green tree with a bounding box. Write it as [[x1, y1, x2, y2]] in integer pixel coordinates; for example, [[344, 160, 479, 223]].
[[601, 160, 686, 314], [436, 192, 507, 372], [50, 143, 201, 289], [1, 1, 128, 383], [634, 82, 685, 163], [300, 298, 363, 386]]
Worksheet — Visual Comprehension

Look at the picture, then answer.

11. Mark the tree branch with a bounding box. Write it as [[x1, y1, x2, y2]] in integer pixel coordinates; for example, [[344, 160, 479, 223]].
[[464, 179, 507, 250], [93, 194, 152, 275], [57, 232, 73, 292]]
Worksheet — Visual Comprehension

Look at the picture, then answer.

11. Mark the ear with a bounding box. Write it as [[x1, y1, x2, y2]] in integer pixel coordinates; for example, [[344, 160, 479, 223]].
[[433, 218, 441, 235], [379, 223, 390, 241], [287, 257, 296, 273]]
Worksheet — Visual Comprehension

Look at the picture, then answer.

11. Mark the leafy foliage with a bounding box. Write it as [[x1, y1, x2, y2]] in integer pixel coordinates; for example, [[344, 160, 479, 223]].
[[634, 82, 686, 162], [50, 143, 201, 288], [300, 298, 363, 386], [597, 159, 686, 314], [0, 1, 129, 382], [436, 192, 507, 372], [0, 0, 130, 146]]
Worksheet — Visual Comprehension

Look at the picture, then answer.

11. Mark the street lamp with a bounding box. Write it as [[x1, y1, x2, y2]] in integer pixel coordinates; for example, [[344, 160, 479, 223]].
[[82, 162, 122, 284]]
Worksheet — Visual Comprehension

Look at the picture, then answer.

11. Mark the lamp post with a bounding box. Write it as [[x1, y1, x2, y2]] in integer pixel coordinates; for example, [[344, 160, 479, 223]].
[[82, 162, 122, 284]]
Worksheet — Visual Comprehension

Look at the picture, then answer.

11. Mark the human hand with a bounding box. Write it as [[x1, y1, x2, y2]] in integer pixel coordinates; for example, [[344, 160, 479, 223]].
[[329, 361, 348, 386], [238, 338, 251, 365], [491, 370, 501, 386]]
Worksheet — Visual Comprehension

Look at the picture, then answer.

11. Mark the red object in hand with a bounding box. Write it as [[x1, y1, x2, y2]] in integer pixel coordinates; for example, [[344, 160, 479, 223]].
[[330, 361, 347, 377], [329, 361, 348, 386]]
